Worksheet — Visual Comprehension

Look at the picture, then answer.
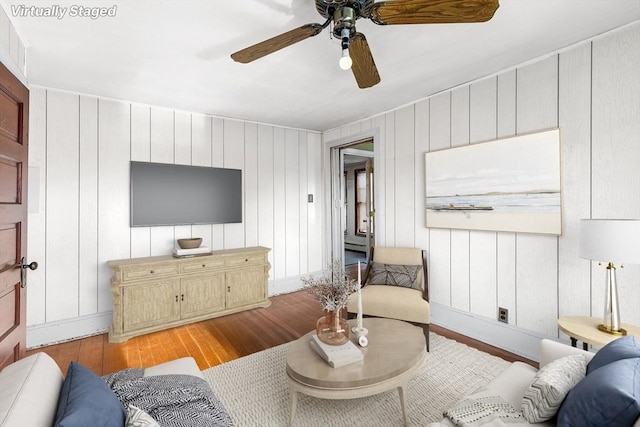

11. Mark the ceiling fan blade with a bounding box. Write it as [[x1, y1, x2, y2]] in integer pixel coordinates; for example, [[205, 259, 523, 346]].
[[350, 33, 381, 89], [370, 0, 499, 25], [231, 23, 325, 63]]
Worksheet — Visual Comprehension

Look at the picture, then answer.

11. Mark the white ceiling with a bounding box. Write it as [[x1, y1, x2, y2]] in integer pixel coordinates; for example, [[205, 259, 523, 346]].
[[4, 0, 640, 131]]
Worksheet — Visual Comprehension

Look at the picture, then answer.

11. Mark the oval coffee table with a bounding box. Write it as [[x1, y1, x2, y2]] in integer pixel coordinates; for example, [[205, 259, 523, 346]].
[[286, 317, 426, 426]]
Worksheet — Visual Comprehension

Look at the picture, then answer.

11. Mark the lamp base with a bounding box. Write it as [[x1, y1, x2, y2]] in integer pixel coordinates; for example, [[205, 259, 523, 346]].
[[597, 324, 627, 335]]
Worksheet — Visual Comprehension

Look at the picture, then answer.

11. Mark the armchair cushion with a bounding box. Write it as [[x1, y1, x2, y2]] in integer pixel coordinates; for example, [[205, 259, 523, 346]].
[[368, 262, 421, 290], [349, 285, 429, 324]]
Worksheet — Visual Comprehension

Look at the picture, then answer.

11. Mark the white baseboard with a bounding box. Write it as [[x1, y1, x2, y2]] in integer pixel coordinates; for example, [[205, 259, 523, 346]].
[[31, 278, 557, 359], [26, 276, 310, 348], [430, 302, 556, 362], [268, 275, 306, 296], [27, 312, 112, 349]]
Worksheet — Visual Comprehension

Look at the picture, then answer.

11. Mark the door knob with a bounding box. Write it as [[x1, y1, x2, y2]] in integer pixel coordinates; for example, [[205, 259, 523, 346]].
[[22, 260, 38, 271], [20, 257, 38, 288]]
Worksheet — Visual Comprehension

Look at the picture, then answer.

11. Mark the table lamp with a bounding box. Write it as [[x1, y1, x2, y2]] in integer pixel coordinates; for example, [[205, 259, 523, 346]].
[[579, 219, 640, 335]]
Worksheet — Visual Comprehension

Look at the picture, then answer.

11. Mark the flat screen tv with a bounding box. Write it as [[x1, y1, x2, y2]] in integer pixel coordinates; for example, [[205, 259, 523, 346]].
[[130, 161, 242, 227]]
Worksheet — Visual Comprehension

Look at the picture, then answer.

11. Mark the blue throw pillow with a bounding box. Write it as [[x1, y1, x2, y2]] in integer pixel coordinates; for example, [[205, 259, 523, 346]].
[[557, 358, 640, 427], [587, 335, 640, 374], [54, 362, 125, 427]]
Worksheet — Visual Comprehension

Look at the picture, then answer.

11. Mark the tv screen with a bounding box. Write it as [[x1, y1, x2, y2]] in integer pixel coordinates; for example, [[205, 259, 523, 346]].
[[130, 161, 242, 227]]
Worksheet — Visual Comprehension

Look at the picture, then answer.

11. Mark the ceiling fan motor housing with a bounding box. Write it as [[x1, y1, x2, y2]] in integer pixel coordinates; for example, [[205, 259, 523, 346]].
[[315, 0, 375, 21], [333, 7, 356, 41]]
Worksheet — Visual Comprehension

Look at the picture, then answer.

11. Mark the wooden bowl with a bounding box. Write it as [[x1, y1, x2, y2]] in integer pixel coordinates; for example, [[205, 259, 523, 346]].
[[177, 238, 202, 249]]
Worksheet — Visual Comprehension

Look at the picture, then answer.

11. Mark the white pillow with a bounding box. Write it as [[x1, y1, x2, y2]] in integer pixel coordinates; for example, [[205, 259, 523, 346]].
[[521, 354, 587, 422], [125, 404, 160, 427]]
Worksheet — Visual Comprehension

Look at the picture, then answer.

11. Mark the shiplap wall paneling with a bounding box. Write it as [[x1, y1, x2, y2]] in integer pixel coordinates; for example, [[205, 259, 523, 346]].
[[173, 112, 194, 244], [497, 71, 517, 138], [26, 88, 47, 325], [211, 117, 225, 251], [0, 7, 10, 55], [450, 87, 471, 311], [257, 125, 275, 280], [372, 114, 387, 247], [46, 91, 80, 321], [414, 100, 430, 251], [78, 96, 99, 316], [174, 112, 191, 165], [0, 6, 26, 76], [222, 119, 245, 249], [149, 108, 175, 256], [130, 104, 152, 258], [150, 108, 174, 163], [307, 133, 323, 273], [244, 123, 259, 248], [469, 78, 499, 320], [428, 92, 452, 306], [298, 132, 309, 274], [394, 105, 416, 247], [360, 118, 374, 133], [285, 129, 300, 277], [191, 114, 214, 250], [273, 127, 286, 279], [515, 56, 559, 335], [496, 70, 517, 323], [384, 112, 395, 246], [592, 25, 640, 325], [557, 43, 592, 320], [97, 99, 131, 313]]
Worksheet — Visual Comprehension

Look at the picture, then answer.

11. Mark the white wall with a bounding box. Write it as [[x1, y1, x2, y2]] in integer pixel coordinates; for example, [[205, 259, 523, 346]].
[[26, 89, 325, 347], [323, 23, 640, 360], [0, 5, 26, 84]]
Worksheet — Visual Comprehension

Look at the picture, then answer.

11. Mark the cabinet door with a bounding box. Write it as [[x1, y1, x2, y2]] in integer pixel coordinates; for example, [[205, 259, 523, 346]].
[[123, 280, 180, 332], [226, 268, 267, 309], [181, 274, 226, 319]]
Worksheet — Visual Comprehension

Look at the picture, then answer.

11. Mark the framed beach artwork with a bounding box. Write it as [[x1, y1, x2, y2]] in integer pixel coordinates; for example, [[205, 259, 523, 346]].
[[425, 128, 562, 235]]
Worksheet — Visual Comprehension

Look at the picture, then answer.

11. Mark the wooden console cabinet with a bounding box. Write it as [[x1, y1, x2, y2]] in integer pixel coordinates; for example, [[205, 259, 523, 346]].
[[107, 246, 271, 342]]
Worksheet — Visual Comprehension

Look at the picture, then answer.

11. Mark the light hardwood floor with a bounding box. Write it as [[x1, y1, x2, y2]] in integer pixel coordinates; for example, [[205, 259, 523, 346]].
[[26, 290, 535, 376]]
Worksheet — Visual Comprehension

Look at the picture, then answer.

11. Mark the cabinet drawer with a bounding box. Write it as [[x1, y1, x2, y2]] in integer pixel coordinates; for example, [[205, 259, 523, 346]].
[[226, 254, 265, 268], [180, 258, 225, 274], [122, 264, 179, 281]]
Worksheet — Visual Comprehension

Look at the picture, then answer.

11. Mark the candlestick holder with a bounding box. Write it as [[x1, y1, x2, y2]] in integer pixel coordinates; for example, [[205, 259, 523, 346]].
[[351, 326, 368, 336]]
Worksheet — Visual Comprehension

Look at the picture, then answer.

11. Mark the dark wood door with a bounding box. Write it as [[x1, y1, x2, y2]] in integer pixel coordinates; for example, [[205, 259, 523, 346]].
[[0, 60, 30, 370]]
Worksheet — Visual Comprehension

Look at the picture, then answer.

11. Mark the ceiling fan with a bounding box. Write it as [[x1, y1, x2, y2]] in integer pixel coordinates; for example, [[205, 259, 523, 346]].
[[231, 0, 500, 89]]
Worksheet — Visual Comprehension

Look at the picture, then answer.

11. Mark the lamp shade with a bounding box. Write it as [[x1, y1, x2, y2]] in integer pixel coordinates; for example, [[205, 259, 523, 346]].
[[579, 219, 640, 264]]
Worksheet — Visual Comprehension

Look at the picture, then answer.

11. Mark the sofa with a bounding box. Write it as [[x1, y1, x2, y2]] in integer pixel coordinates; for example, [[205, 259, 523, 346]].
[[0, 352, 232, 427], [431, 337, 640, 426]]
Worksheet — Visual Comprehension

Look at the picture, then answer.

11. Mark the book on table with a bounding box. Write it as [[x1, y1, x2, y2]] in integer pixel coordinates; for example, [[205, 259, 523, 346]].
[[309, 333, 363, 368]]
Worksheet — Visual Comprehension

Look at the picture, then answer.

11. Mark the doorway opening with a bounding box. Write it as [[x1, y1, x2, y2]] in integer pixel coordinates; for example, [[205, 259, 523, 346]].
[[330, 138, 375, 276]]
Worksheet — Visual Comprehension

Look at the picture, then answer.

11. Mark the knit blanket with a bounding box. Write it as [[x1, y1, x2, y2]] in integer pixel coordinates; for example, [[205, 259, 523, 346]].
[[444, 389, 529, 427], [104, 368, 234, 427]]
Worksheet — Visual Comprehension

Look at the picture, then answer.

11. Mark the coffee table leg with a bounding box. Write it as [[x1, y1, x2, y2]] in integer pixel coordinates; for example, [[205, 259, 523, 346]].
[[289, 389, 298, 426], [397, 385, 408, 426]]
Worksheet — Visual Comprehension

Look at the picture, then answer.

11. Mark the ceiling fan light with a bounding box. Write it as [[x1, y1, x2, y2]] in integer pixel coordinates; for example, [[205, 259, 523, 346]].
[[339, 48, 352, 70]]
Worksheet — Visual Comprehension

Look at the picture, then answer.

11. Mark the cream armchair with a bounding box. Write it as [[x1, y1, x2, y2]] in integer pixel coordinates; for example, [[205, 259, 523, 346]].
[[347, 246, 430, 351]]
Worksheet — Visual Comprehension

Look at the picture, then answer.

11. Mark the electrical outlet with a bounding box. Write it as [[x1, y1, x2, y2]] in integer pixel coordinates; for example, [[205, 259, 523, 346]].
[[498, 307, 508, 323]]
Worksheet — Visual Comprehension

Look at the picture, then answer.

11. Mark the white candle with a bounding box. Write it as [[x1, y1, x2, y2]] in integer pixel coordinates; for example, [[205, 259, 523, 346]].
[[357, 261, 363, 330]]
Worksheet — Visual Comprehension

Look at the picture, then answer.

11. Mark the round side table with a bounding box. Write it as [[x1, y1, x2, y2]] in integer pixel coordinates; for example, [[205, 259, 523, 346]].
[[557, 316, 640, 350]]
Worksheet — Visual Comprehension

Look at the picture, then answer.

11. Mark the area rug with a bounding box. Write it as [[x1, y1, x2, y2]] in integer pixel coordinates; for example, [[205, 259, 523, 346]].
[[203, 333, 511, 426]]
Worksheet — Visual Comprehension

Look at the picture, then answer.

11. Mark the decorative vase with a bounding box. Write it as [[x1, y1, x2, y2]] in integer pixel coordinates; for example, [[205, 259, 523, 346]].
[[316, 309, 350, 345]]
